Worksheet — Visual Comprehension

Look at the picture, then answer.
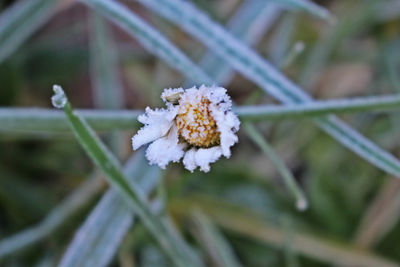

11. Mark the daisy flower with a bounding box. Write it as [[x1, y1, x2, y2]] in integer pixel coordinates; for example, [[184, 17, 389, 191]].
[[132, 85, 240, 172]]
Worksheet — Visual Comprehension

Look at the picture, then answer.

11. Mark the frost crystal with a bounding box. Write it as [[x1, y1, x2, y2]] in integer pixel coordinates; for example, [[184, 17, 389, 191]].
[[132, 85, 240, 172], [51, 85, 67, 108]]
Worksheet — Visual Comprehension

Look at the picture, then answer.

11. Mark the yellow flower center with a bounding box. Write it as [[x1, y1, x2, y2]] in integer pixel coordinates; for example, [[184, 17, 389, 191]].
[[176, 98, 220, 148]]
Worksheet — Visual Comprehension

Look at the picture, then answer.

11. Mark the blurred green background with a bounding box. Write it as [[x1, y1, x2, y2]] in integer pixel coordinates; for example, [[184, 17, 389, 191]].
[[1, 0, 400, 266]]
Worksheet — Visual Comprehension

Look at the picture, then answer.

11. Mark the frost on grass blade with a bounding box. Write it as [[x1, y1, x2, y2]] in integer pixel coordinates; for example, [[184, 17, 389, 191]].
[[132, 85, 240, 172], [51, 85, 67, 108]]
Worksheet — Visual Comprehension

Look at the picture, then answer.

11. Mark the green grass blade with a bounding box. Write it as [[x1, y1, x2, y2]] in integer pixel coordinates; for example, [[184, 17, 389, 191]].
[[89, 12, 125, 153], [190, 0, 280, 86], [270, 0, 334, 22], [243, 123, 307, 211], [135, 0, 400, 178], [191, 211, 242, 267], [59, 152, 160, 267], [0, 176, 103, 260], [0, 0, 60, 63], [235, 94, 400, 120], [3, 92, 400, 132], [0, 108, 140, 132], [51, 85, 201, 267], [89, 13, 124, 110], [80, 0, 212, 85]]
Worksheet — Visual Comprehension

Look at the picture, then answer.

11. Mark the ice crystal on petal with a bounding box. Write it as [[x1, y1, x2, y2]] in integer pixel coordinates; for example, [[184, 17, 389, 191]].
[[131, 85, 240, 172]]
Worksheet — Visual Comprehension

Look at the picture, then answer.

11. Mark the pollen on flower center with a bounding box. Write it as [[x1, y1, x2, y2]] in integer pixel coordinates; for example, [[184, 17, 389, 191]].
[[176, 97, 220, 148]]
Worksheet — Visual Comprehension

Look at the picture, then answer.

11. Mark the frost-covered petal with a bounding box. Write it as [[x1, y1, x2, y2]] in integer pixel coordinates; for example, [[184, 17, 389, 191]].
[[183, 146, 222, 172], [138, 106, 177, 124], [132, 106, 178, 150], [210, 105, 240, 157], [201, 85, 232, 111], [131, 123, 171, 150], [194, 146, 222, 172], [145, 125, 185, 169], [183, 148, 197, 172]]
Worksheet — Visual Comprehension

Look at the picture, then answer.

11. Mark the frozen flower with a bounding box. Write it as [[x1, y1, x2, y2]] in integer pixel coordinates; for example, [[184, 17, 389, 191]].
[[132, 85, 240, 172]]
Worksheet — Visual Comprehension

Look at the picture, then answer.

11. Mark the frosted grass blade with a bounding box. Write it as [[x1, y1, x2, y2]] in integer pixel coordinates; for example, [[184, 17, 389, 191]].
[[243, 123, 307, 211], [0, 0, 61, 63], [80, 0, 212, 85], [90, 12, 125, 152], [2, 93, 400, 132], [90, 13, 124, 110], [270, 0, 333, 21], [0, 108, 140, 132], [51, 86, 201, 267], [59, 152, 161, 267], [190, 0, 280, 86], [135, 0, 400, 178]]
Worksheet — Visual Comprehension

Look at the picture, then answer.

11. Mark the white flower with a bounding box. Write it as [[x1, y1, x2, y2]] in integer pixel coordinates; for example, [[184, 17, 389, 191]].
[[132, 85, 240, 172]]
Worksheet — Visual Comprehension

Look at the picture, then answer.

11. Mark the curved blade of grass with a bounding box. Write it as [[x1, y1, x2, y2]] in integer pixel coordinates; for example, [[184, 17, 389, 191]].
[[2, 93, 400, 132], [59, 152, 161, 267], [0, 0, 61, 63], [191, 210, 242, 267], [243, 123, 307, 211], [0, 175, 104, 260], [269, 0, 334, 22], [135, 0, 400, 178], [189, 0, 280, 87], [80, 0, 212, 85], [51, 86, 201, 267], [171, 196, 400, 267]]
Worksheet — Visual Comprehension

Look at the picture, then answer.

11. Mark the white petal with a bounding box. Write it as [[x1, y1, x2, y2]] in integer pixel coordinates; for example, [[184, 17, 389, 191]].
[[183, 146, 223, 172], [132, 107, 177, 150], [131, 122, 172, 150], [210, 107, 240, 157], [145, 125, 185, 169], [183, 148, 197, 172], [194, 146, 222, 172]]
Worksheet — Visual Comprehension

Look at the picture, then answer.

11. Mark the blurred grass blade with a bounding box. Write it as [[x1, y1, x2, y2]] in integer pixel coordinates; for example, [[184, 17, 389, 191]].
[[270, 0, 334, 22], [281, 42, 305, 69], [243, 123, 307, 211], [354, 178, 400, 248], [136, 0, 400, 178], [3, 92, 400, 132], [90, 13, 124, 110], [51, 86, 201, 267], [59, 152, 161, 267], [190, 0, 280, 86], [269, 13, 297, 67], [89, 12, 124, 152], [0, 108, 140, 132], [171, 196, 399, 267], [0, 176, 103, 260], [80, 0, 212, 85], [191, 211, 242, 267], [0, 0, 61, 63]]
